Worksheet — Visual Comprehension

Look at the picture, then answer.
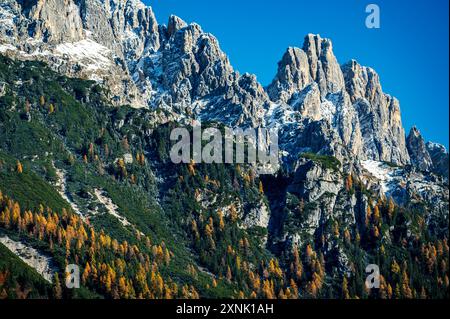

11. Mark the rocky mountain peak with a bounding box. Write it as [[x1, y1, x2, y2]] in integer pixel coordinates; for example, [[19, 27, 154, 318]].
[[167, 15, 188, 37], [406, 126, 433, 171], [341, 59, 383, 104], [302, 33, 345, 95], [427, 141, 448, 154], [266, 34, 411, 166], [267, 34, 347, 103], [341, 59, 410, 165], [0, 1, 435, 168], [0, 0, 164, 107], [267, 46, 311, 103]]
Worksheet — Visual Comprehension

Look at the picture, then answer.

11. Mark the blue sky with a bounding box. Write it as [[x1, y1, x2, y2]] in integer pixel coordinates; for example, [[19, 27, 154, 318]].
[[147, 0, 449, 147]]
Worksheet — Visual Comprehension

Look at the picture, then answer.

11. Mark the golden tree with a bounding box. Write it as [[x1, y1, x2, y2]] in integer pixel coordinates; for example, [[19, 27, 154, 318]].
[[16, 161, 23, 173]]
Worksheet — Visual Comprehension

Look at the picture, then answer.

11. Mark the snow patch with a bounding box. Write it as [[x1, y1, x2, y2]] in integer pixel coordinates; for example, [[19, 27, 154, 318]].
[[427, 142, 447, 153], [361, 160, 396, 194], [320, 99, 337, 124], [55, 39, 112, 72], [265, 102, 299, 130]]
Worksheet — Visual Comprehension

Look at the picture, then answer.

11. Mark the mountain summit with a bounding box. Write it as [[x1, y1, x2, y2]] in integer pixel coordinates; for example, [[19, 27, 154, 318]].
[[1, 0, 447, 196], [0, 0, 448, 300]]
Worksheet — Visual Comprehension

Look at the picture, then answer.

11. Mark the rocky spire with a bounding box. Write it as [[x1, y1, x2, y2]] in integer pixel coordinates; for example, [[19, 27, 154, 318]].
[[266, 34, 364, 162], [167, 15, 187, 37], [267, 47, 311, 103], [158, 18, 269, 126], [406, 126, 433, 171], [302, 34, 345, 95], [267, 34, 345, 103], [342, 59, 410, 165]]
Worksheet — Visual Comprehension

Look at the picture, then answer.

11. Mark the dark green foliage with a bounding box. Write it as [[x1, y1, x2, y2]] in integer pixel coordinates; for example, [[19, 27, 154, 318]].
[[300, 153, 341, 171]]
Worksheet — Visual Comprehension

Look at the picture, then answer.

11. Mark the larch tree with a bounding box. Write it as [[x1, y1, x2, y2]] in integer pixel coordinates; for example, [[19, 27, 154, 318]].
[[39, 95, 45, 107], [16, 160, 23, 173]]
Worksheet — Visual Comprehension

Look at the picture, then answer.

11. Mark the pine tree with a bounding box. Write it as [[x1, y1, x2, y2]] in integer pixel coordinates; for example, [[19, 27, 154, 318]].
[[373, 205, 381, 224], [229, 204, 238, 222], [187, 160, 196, 176], [289, 278, 298, 298], [82, 262, 91, 285]]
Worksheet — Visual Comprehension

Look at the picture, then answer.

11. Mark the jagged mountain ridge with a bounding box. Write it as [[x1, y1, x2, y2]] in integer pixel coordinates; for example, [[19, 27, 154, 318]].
[[1, 1, 446, 163], [1, 0, 448, 196], [0, 0, 268, 126], [1, 0, 448, 215], [2, 0, 447, 172], [0, 0, 449, 300]]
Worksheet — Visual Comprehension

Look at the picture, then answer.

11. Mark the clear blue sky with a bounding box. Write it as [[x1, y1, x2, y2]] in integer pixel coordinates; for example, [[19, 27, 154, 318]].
[[147, 0, 449, 147]]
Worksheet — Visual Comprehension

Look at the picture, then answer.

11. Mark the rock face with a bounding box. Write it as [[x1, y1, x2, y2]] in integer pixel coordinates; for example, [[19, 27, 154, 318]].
[[0, 235, 57, 283], [242, 201, 270, 229], [342, 60, 410, 165], [1, 0, 269, 126], [153, 17, 269, 126], [23, 0, 85, 44], [288, 159, 343, 204], [0, 0, 160, 107], [1, 1, 418, 167], [266, 35, 410, 167], [267, 47, 312, 103], [268, 34, 345, 100], [287, 159, 344, 234], [1, 0, 448, 283], [406, 127, 433, 172], [426, 142, 449, 178], [302, 34, 345, 95]]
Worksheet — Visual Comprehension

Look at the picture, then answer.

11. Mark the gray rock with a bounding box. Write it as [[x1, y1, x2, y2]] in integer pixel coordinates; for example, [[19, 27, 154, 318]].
[[267, 47, 311, 103], [167, 15, 187, 37], [0, 81, 7, 97], [406, 126, 433, 171], [1, 0, 447, 249], [242, 201, 270, 229], [342, 60, 410, 165], [426, 142, 449, 178]]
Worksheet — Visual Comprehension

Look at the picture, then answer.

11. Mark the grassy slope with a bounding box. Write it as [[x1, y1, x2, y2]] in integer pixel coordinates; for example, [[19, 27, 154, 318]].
[[0, 55, 237, 298]]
